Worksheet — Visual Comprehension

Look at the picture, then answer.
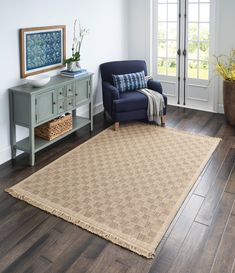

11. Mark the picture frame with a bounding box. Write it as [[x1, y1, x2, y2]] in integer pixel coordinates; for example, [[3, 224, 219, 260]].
[[20, 25, 66, 78]]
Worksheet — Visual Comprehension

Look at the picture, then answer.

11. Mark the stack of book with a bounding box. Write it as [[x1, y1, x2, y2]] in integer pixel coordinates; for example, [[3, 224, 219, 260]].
[[60, 69, 88, 78]]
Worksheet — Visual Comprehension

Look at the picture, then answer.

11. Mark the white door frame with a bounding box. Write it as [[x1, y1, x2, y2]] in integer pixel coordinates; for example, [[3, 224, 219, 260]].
[[151, 0, 218, 113]]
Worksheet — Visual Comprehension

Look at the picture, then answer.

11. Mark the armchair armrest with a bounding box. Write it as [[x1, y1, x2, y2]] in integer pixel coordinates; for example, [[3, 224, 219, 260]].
[[102, 81, 120, 115], [103, 81, 120, 99], [147, 79, 163, 94]]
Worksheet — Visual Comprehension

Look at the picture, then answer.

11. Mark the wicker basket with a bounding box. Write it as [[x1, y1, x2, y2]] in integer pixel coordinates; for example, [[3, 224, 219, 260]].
[[35, 113, 73, 141]]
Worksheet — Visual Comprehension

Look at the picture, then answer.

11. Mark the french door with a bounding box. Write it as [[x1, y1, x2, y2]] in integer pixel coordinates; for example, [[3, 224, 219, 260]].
[[153, 0, 216, 111]]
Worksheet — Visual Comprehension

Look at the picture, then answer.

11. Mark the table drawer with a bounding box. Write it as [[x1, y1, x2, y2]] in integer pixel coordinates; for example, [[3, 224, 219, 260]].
[[66, 83, 74, 97], [67, 97, 75, 110], [57, 86, 65, 100], [58, 100, 66, 114]]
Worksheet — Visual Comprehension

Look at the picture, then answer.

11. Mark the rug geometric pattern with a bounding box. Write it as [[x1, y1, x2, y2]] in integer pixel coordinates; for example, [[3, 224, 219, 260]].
[[6, 123, 220, 258]]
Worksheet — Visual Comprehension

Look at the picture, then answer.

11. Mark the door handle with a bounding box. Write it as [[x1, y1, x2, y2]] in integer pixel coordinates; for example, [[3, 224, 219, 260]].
[[183, 49, 187, 56], [177, 49, 181, 56]]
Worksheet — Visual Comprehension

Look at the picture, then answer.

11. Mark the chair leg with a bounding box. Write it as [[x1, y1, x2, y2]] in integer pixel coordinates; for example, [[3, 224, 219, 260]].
[[114, 122, 120, 131], [161, 115, 166, 127]]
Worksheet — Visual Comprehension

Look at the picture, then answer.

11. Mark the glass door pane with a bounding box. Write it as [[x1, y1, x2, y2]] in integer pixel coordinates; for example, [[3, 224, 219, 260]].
[[157, 1, 178, 77], [187, 0, 210, 80]]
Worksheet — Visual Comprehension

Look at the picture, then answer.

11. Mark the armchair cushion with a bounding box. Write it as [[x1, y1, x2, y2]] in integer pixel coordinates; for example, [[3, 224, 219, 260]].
[[113, 90, 168, 114], [113, 91, 148, 113], [112, 70, 147, 93]]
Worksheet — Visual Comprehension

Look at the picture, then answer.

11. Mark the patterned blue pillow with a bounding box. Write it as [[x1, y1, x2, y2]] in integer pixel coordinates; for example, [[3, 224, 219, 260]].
[[112, 70, 147, 93]]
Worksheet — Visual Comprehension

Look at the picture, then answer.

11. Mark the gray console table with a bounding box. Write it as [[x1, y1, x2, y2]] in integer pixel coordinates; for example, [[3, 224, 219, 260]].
[[9, 73, 93, 166]]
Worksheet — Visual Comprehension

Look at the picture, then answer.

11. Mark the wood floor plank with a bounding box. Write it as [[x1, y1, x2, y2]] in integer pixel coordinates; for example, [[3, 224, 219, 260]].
[[194, 137, 234, 197], [232, 262, 235, 273], [41, 222, 87, 263], [166, 108, 194, 128], [183, 110, 214, 133], [102, 261, 129, 273], [216, 122, 235, 138], [0, 210, 49, 258], [0, 214, 59, 272], [191, 192, 235, 273], [23, 256, 52, 273], [199, 114, 225, 137], [210, 214, 235, 273], [232, 202, 235, 215], [195, 149, 235, 225], [85, 243, 151, 273], [167, 222, 208, 273], [148, 194, 204, 273], [225, 164, 235, 194], [1, 228, 61, 273], [0, 199, 28, 226], [42, 232, 93, 273], [0, 191, 11, 203], [0, 196, 18, 217], [127, 258, 152, 273], [65, 237, 108, 273], [0, 205, 38, 235], [69, 252, 131, 273]]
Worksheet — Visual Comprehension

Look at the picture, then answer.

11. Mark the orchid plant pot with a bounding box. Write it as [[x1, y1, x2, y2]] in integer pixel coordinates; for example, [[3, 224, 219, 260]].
[[223, 80, 235, 125], [67, 61, 81, 72]]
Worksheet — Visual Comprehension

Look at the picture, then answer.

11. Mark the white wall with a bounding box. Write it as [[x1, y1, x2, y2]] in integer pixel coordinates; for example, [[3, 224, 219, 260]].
[[128, 0, 235, 113], [0, 0, 128, 164]]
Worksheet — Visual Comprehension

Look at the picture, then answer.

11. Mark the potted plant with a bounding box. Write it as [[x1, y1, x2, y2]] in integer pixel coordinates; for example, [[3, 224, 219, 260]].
[[64, 19, 89, 72], [214, 49, 235, 125]]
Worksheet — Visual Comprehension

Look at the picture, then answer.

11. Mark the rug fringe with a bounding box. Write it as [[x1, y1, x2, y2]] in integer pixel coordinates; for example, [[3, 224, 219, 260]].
[[5, 188, 155, 259]]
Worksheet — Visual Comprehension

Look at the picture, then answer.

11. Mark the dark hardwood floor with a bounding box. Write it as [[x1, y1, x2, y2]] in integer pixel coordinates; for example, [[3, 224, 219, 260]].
[[0, 106, 235, 273]]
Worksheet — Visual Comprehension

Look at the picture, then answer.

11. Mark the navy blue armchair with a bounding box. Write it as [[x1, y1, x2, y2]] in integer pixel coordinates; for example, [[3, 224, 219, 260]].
[[100, 60, 167, 129]]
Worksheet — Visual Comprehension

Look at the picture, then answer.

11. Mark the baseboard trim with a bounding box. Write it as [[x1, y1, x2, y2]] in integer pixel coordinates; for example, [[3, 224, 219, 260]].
[[218, 104, 224, 114], [168, 103, 216, 113], [0, 146, 12, 166], [76, 102, 104, 117]]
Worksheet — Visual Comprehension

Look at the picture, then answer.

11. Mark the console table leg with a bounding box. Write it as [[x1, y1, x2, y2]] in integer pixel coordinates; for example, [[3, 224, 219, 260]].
[[72, 109, 76, 117], [90, 101, 93, 132], [10, 126, 16, 159], [9, 92, 16, 159], [90, 118, 93, 131], [30, 153, 35, 167], [29, 126, 35, 166], [11, 147, 16, 160]]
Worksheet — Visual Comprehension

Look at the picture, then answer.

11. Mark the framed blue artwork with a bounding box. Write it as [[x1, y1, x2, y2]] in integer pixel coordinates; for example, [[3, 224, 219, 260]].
[[20, 25, 66, 78]]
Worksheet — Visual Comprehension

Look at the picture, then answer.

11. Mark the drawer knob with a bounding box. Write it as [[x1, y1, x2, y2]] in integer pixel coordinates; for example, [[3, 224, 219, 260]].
[[53, 102, 56, 105], [60, 106, 63, 109], [59, 92, 62, 95], [69, 89, 72, 92], [69, 102, 72, 105], [75, 94, 78, 96]]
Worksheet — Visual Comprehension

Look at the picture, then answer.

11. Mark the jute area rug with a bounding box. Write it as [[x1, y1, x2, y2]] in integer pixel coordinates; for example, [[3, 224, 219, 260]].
[[6, 123, 220, 258]]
